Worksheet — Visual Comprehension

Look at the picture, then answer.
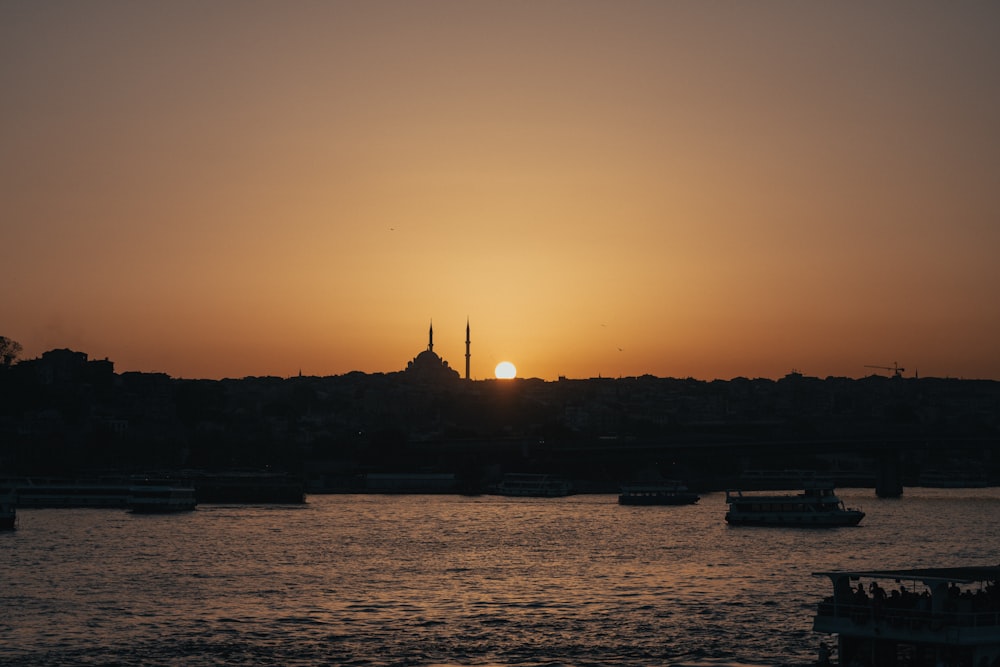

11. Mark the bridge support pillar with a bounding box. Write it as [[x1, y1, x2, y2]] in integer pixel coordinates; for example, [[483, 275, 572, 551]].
[[875, 450, 903, 498]]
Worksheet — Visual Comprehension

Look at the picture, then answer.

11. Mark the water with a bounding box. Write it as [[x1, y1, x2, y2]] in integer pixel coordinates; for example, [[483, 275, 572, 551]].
[[2, 488, 1000, 667]]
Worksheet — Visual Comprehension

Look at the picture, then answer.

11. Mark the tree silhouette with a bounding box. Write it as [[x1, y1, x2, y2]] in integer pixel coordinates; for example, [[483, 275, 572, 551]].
[[0, 336, 22, 368]]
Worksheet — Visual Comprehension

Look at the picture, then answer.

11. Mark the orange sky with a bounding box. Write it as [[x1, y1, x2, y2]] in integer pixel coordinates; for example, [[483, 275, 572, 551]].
[[2, 2, 999, 381]]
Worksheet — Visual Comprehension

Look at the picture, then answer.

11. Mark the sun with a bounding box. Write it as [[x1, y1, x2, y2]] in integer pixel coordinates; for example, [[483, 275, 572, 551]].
[[494, 361, 517, 379]]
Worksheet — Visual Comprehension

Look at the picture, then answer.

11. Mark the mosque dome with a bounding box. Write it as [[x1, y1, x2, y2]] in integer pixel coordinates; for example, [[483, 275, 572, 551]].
[[404, 322, 460, 383]]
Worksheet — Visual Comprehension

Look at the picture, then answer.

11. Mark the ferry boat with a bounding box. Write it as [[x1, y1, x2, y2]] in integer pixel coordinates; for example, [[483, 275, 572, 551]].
[[618, 481, 699, 506], [0, 488, 16, 530], [724, 486, 864, 527], [495, 473, 573, 497], [813, 566, 1000, 667], [10, 479, 131, 508], [128, 485, 197, 513]]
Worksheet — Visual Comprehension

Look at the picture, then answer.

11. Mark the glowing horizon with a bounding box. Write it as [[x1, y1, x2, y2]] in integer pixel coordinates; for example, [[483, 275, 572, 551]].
[[3, 3, 999, 382]]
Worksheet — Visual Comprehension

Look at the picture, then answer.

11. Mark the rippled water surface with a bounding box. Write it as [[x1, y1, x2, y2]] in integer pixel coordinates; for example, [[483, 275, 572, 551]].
[[3, 488, 1000, 666]]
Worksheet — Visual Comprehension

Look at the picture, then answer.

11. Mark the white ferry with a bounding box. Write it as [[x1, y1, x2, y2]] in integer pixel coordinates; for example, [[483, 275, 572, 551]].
[[813, 566, 1000, 667], [495, 473, 573, 497], [618, 481, 699, 506], [128, 485, 197, 513], [724, 486, 864, 527]]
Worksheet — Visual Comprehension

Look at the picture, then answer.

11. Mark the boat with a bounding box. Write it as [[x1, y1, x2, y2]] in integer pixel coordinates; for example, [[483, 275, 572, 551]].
[[618, 481, 699, 505], [0, 488, 16, 530], [724, 485, 864, 527], [128, 485, 197, 513], [495, 473, 572, 497], [813, 566, 1000, 667], [10, 479, 131, 508]]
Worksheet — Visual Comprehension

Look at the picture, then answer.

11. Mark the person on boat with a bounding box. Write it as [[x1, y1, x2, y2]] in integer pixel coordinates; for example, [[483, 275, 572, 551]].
[[854, 583, 868, 605], [869, 580, 886, 616], [869, 581, 885, 600]]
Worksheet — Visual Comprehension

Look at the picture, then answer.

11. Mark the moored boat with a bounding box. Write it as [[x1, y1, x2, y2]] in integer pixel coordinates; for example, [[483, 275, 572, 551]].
[[618, 481, 699, 506], [725, 486, 864, 527], [128, 485, 197, 513], [813, 566, 1000, 667], [495, 473, 572, 497], [10, 479, 131, 508]]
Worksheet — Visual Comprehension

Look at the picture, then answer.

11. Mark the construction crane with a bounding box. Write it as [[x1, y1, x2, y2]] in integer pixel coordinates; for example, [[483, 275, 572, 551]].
[[864, 362, 905, 378]]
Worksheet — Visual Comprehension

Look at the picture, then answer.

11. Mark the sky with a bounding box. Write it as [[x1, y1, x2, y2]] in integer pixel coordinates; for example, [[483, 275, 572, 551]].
[[2, 1, 999, 381]]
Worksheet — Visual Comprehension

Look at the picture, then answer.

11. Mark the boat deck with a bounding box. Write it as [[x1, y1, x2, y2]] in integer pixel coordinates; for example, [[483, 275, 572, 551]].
[[814, 566, 1000, 666]]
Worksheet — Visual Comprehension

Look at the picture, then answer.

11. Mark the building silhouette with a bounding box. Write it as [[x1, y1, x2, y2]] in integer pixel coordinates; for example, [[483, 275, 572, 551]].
[[404, 321, 461, 383]]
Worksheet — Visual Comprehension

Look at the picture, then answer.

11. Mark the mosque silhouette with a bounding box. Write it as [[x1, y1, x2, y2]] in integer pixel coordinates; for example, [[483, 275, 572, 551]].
[[404, 320, 470, 382]]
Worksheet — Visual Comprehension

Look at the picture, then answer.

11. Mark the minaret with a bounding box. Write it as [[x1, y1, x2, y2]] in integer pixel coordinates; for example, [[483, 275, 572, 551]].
[[465, 319, 471, 380], [428, 320, 434, 352]]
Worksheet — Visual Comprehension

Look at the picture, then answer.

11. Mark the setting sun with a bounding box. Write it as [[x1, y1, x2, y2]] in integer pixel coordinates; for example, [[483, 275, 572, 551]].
[[494, 361, 516, 379]]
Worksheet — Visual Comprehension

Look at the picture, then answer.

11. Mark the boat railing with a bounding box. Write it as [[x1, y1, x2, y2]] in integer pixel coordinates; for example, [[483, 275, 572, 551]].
[[817, 599, 1000, 630]]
